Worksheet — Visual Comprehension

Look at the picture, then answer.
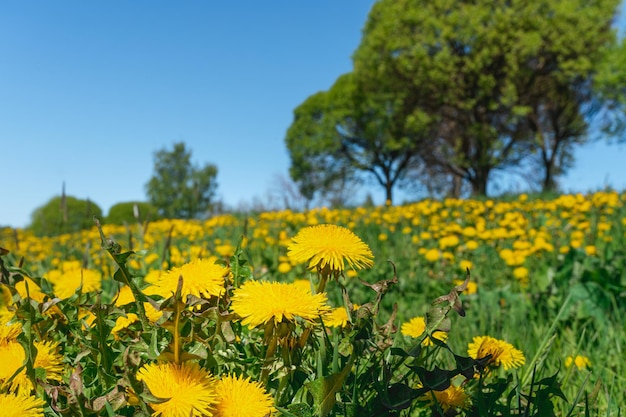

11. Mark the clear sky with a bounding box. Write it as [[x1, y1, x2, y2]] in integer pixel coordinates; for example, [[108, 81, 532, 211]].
[[1, 1, 625, 229]]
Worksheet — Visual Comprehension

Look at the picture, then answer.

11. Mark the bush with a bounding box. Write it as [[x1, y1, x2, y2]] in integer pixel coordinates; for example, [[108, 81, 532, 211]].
[[106, 201, 160, 225], [29, 195, 103, 236]]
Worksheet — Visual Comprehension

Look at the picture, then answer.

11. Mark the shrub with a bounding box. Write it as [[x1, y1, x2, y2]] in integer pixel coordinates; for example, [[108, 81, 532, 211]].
[[106, 201, 160, 225], [29, 195, 103, 236]]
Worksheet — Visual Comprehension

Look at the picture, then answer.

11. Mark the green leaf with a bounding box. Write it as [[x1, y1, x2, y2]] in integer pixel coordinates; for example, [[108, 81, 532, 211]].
[[305, 357, 354, 417], [381, 383, 418, 410], [278, 403, 314, 417], [454, 354, 477, 379], [409, 366, 452, 391]]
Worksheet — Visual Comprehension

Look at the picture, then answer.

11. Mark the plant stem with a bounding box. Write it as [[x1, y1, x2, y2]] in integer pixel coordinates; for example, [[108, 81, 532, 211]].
[[261, 331, 278, 387], [174, 301, 182, 364], [521, 292, 572, 386]]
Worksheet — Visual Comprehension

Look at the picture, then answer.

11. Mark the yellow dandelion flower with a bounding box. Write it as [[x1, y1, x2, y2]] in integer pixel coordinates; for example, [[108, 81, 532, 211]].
[[59, 260, 82, 272], [144, 253, 160, 265], [462, 227, 477, 237], [47, 268, 101, 299], [13, 278, 48, 303], [458, 260, 473, 271], [424, 249, 440, 262], [439, 235, 460, 249], [401, 317, 448, 346], [113, 285, 136, 306], [423, 384, 471, 412], [32, 340, 64, 381], [144, 269, 164, 285], [231, 281, 329, 328], [0, 296, 13, 320], [215, 244, 235, 258], [78, 309, 97, 329], [287, 224, 373, 272], [213, 374, 275, 417], [0, 340, 64, 392], [584, 246, 597, 256], [468, 336, 525, 370], [465, 240, 479, 250], [323, 307, 350, 328], [565, 355, 591, 370], [0, 392, 45, 417], [292, 279, 313, 293], [150, 257, 228, 300], [570, 239, 583, 249], [453, 279, 477, 295], [144, 302, 163, 323], [0, 322, 21, 343], [512, 267, 529, 284], [277, 262, 292, 274], [345, 269, 358, 278], [0, 341, 24, 385], [111, 313, 139, 340], [499, 248, 513, 262], [137, 362, 216, 417]]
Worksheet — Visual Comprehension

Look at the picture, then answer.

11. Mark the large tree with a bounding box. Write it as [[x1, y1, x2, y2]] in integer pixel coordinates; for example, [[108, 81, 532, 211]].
[[145, 142, 218, 219], [286, 72, 434, 204], [518, 1, 621, 191], [352, 0, 620, 195]]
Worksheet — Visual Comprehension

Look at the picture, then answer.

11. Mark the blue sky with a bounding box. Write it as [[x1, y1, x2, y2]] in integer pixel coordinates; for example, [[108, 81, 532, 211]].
[[1, 1, 625, 229]]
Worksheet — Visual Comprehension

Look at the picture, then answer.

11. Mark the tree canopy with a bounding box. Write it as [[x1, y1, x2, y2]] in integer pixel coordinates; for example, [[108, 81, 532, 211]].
[[285, 72, 434, 204], [286, 0, 622, 199], [145, 142, 218, 219], [29, 195, 103, 237]]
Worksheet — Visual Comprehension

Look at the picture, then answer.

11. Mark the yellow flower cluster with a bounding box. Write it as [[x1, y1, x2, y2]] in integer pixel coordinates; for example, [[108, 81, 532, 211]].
[[136, 363, 275, 417], [0, 191, 620, 415]]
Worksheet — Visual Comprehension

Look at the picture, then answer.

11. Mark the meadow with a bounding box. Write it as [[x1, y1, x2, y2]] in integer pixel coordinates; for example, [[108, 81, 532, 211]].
[[0, 191, 624, 416]]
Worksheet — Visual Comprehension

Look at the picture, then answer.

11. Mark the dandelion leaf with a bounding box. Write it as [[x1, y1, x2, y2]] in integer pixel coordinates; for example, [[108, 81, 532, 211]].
[[280, 403, 314, 417], [391, 344, 422, 358], [305, 359, 353, 417], [92, 388, 126, 412], [454, 354, 478, 380], [381, 382, 418, 410], [409, 366, 452, 391]]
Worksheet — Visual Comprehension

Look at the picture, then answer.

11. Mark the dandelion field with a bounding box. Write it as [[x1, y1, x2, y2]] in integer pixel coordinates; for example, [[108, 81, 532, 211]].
[[0, 191, 625, 416]]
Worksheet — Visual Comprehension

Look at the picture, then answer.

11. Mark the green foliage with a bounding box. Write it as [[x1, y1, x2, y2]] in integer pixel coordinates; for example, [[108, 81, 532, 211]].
[[285, 85, 356, 203], [145, 142, 218, 219], [29, 195, 103, 236], [594, 36, 626, 139], [286, 0, 622, 197], [106, 201, 160, 225], [3, 190, 625, 415], [285, 71, 432, 204], [0, 244, 578, 416]]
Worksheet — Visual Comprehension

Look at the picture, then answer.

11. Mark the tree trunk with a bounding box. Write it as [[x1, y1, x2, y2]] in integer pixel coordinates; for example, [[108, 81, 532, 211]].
[[471, 168, 490, 196], [385, 182, 393, 204], [450, 175, 463, 198], [542, 160, 557, 192]]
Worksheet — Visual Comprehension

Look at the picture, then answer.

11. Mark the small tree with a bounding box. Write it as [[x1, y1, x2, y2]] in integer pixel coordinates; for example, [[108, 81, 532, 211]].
[[29, 195, 103, 237], [106, 201, 160, 225], [145, 142, 218, 219]]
